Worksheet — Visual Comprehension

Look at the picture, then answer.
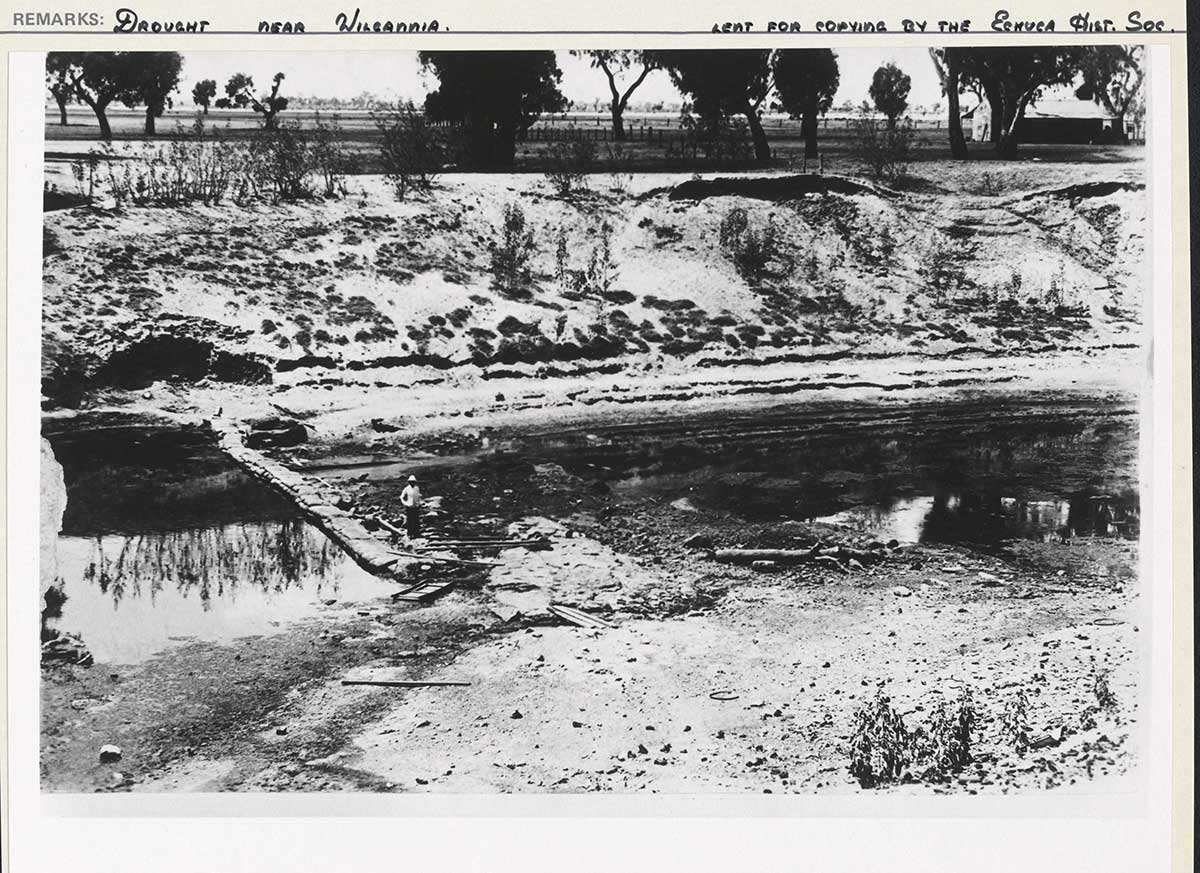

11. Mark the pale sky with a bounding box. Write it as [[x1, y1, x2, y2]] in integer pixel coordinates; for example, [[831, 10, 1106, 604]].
[[175, 48, 945, 111]]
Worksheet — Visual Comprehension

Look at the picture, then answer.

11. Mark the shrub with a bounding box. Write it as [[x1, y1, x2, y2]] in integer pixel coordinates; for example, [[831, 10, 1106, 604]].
[[70, 151, 101, 202], [584, 221, 618, 295], [917, 686, 976, 776], [605, 141, 635, 193], [554, 222, 619, 298], [999, 688, 1031, 754], [719, 206, 785, 285], [105, 119, 250, 206], [309, 114, 355, 198], [923, 229, 976, 299], [544, 138, 597, 198], [1092, 666, 1117, 711], [678, 103, 752, 167], [848, 691, 911, 787], [848, 685, 978, 787], [490, 203, 536, 295], [852, 106, 916, 184], [374, 100, 443, 200], [245, 121, 316, 202]]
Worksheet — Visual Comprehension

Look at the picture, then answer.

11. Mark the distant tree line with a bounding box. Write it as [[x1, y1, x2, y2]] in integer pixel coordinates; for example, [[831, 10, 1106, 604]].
[[48, 47, 1145, 160]]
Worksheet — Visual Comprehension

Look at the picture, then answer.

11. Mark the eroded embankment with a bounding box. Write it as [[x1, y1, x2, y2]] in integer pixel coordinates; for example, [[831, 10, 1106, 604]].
[[40, 166, 1144, 411]]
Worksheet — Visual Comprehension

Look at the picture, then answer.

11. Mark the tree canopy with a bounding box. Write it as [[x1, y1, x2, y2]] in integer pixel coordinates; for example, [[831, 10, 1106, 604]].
[[958, 47, 1085, 157], [192, 79, 217, 114], [120, 52, 183, 135], [419, 51, 567, 169], [46, 52, 142, 141], [772, 49, 840, 159], [570, 50, 658, 141], [1076, 45, 1145, 141], [215, 72, 289, 128], [869, 63, 912, 127], [654, 50, 773, 160]]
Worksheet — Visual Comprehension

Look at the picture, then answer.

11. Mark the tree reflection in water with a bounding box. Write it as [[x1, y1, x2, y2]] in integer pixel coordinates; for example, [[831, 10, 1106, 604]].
[[80, 520, 338, 610]]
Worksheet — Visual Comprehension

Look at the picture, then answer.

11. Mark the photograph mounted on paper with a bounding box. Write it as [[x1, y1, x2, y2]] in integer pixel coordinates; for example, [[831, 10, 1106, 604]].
[[38, 46, 1146, 795]]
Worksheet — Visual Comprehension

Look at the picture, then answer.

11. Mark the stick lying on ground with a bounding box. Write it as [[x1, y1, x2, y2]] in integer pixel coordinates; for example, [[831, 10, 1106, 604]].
[[341, 679, 472, 688]]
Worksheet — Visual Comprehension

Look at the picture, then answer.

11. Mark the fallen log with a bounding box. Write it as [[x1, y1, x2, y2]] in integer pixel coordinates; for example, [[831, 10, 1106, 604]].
[[424, 538, 549, 547], [713, 548, 823, 565], [341, 679, 471, 688]]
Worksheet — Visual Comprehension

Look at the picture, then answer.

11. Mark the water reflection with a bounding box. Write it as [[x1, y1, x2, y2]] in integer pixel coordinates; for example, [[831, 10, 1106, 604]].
[[51, 520, 395, 665], [815, 489, 1140, 545]]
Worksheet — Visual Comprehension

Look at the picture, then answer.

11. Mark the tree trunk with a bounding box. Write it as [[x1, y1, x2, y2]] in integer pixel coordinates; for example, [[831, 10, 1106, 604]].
[[610, 102, 626, 141], [743, 103, 771, 161], [202, 103, 209, 116], [145, 106, 156, 136], [801, 109, 818, 159], [995, 93, 1031, 159], [54, 93, 68, 126], [1112, 111, 1128, 143], [494, 122, 518, 170], [94, 103, 112, 141], [946, 68, 968, 159]]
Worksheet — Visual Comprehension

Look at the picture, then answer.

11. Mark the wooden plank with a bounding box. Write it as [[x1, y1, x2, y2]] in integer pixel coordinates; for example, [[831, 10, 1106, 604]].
[[547, 604, 615, 629], [387, 549, 498, 568], [393, 580, 459, 603]]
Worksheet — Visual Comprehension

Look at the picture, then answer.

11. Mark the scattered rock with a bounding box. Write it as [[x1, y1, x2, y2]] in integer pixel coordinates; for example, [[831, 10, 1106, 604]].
[[891, 586, 913, 597], [99, 744, 122, 763], [510, 709, 524, 720]]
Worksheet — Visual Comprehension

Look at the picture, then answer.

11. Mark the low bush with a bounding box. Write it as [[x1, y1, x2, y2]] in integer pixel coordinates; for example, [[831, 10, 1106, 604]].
[[374, 100, 443, 200], [848, 692, 912, 787], [544, 138, 597, 198], [848, 685, 978, 787], [852, 106, 916, 184], [719, 206, 786, 285], [490, 203, 536, 296]]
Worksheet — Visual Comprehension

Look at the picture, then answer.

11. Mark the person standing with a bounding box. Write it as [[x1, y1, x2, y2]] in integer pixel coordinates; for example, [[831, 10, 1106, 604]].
[[400, 475, 423, 540]]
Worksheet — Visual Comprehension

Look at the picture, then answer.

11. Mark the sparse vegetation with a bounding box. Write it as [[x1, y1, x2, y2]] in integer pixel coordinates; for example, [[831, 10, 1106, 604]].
[[999, 687, 1032, 754], [544, 138, 597, 197], [848, 685, 978, 787], [374, 100, 443, 200], [852, 107, 916, 184], [489, 203, 536, 296], [719, 206, 786, 284], [848, 691, 912, 787]]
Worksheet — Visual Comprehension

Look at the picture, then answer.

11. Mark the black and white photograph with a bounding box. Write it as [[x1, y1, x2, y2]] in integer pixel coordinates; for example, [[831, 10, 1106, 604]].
[[37, 45, 1149, 796]]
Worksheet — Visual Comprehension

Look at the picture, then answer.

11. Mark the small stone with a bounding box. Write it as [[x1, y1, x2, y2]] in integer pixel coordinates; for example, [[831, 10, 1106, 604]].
[[892, 586, 913, 597], [510, 710, 523, 719], [99, 744, 122, 763]]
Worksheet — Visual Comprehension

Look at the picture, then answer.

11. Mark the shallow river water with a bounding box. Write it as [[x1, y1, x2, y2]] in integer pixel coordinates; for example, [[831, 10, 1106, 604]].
[[42, 396, 1138, 664]]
